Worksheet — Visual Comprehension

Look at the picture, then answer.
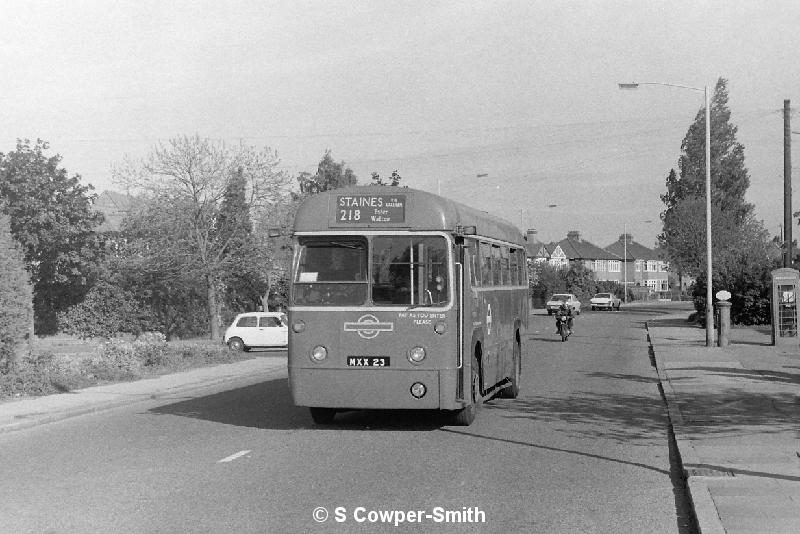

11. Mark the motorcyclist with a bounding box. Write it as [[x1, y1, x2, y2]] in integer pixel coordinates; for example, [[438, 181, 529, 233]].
[[554, 301, 574, 336]]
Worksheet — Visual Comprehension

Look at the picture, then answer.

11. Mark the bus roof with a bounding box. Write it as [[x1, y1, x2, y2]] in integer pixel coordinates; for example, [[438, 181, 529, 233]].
[[293, 186, 525, 245]]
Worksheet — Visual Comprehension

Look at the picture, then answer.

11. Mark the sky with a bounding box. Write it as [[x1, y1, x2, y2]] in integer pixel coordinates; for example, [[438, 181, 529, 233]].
[[3, 0, 800, 248]]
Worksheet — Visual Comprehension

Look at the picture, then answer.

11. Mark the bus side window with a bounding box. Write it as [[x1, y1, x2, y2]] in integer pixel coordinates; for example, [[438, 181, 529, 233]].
[[508, 247, 518, 286], [500, 246, 511, 286], [518, 249, 528, 285], [491, 245, 502, 286], [470, 247, 480, 287], [480, 242, 493, 286]]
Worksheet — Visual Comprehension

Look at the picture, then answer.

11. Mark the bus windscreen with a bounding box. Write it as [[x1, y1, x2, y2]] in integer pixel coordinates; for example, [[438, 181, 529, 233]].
[[371, 236, 449, 306], [293, 240, 368, 305], [292, 235, 449, 307]]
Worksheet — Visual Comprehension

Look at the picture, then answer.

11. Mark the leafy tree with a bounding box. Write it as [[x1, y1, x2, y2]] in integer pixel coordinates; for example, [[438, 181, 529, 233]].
[[661, 78, 752, 220], [658, 78, 768, 323], [215, 170, 270, 315], [659, 197, 708, 278], [529, 261, 609, 304], [297, 150, 357, 194], [254, 191, 302, 312], [659, 78, 753, 277], [370, 170, 402, 186], [563, 262, 597, 301], [691, 211, 773, 324], [113, 135, 292, 340], [0, 213, 33, 370], [0, 139, 105, 334], [529, 262, 565, 307]]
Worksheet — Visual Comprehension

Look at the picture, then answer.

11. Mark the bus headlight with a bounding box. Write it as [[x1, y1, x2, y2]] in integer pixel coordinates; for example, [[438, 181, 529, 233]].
[[292, 320, 306, 333], [407, 346, 426, 364], [310, 345, 327, 362], [410, 382, 427, 398]]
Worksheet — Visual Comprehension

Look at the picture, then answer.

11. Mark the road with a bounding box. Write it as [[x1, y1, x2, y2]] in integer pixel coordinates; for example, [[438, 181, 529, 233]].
[[0, 304, 697, 533]]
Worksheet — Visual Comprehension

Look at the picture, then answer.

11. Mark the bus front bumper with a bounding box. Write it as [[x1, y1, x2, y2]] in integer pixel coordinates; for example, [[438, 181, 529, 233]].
[[289, 368, 461, 410]]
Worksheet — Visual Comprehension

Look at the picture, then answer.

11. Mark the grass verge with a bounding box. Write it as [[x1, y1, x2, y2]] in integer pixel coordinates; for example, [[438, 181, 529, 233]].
[[0, 333, 252, 399]]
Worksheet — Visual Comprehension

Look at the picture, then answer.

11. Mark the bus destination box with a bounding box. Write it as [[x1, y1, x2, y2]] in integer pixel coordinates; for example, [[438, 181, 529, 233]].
[[331, 194, 407, 226]]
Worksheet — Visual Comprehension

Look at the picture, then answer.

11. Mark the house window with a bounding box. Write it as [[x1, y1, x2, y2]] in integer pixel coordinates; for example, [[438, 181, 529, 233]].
[[647, 260, 658, 272], [608, 260, 621, 273], [635, 260, 642, 272], [594, 260, 606, 271]]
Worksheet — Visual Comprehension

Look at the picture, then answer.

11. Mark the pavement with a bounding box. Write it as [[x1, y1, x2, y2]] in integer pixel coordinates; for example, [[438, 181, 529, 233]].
[[0, 311, 797, 533], [647, 310, 800, 534]]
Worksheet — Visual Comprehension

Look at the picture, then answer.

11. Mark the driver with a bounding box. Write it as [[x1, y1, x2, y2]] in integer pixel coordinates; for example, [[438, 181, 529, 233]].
[[321, 248, 355, 281]]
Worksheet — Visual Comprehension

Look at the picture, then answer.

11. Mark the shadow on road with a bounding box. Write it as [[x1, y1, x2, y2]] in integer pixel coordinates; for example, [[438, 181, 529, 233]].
[[148, 378, 451, 431], [485, 390, 671, 443]]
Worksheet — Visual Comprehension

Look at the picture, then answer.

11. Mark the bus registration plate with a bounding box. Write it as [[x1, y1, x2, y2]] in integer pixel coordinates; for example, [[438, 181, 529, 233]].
[[347, 356, 390, 367]]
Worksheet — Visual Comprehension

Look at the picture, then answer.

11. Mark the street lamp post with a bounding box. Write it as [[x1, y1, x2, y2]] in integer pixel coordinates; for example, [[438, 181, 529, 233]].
[[619, 81, 714, 347], [624, 222, 627, 303]]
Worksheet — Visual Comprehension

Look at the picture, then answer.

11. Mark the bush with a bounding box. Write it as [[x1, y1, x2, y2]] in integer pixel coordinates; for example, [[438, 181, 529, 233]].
[[0, 332, 250, 400], [85, 339, 144, 381], [57, 280, 153, 339], [0, 213, 33, 371], [530, 261, 624, 303], [0, 351, 94, 397]]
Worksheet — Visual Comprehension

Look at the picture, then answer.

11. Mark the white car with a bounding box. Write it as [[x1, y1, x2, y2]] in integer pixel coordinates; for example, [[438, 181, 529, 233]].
[[590, 293, 621, 311], [224, 312, 288, 351], [546, 293, 581, 315]]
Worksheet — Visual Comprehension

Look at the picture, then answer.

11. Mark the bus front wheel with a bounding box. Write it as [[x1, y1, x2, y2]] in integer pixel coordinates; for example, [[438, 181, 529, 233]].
[[309, 407, 336, 424], [452, 355, 480, 426]]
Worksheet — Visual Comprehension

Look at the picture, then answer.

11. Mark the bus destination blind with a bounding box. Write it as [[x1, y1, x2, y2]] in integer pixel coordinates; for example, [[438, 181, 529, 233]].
[[334, 194, 406, 224]]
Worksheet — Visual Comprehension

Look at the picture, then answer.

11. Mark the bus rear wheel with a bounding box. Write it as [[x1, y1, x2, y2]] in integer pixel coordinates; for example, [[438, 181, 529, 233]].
[[499, 336, 521, 399], [309, 407, 336, 424], [452, 355, 480, 426]]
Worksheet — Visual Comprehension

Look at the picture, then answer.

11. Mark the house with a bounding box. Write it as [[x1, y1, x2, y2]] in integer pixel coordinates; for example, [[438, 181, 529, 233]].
[[524, 229, 549, 263], [554, 231, 624, 281], [93, 190, 141, 232], [528, 230, 624, 280], [604, 233, 670, 296]]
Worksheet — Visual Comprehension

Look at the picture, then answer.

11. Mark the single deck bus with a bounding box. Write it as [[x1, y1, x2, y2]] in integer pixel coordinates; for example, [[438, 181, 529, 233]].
[[287, 186, 529, 425]]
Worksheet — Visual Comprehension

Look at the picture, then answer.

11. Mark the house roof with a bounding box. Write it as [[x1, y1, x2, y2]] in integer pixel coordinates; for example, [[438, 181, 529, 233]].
[[604, 234, 664, 261], [524, 229, 546, 257], [93, 190, 142, 232], [549, 231, 621, 261]]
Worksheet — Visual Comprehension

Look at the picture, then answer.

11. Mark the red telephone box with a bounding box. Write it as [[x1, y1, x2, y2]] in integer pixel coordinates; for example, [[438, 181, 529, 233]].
[[771, 268, 799, 346]]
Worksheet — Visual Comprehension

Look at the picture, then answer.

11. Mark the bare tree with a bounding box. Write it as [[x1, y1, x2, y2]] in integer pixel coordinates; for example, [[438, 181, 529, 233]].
[[113, 135, 292, 339]]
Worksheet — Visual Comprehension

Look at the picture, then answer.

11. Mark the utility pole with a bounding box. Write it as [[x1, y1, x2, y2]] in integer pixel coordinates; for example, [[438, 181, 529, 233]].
[[784, 99, 792, 267]]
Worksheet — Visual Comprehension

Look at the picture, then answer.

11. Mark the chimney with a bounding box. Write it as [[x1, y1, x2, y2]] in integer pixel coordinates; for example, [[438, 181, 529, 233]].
[[567, 230, 581, 241], [619, 233, 633, 244]]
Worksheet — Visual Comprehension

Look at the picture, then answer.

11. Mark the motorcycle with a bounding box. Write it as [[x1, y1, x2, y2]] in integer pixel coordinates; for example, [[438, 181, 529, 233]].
[[556, 313, 571, 342]]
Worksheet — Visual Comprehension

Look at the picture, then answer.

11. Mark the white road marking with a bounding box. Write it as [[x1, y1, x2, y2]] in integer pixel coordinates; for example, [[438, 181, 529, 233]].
[[218, 450, 251, 463]]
